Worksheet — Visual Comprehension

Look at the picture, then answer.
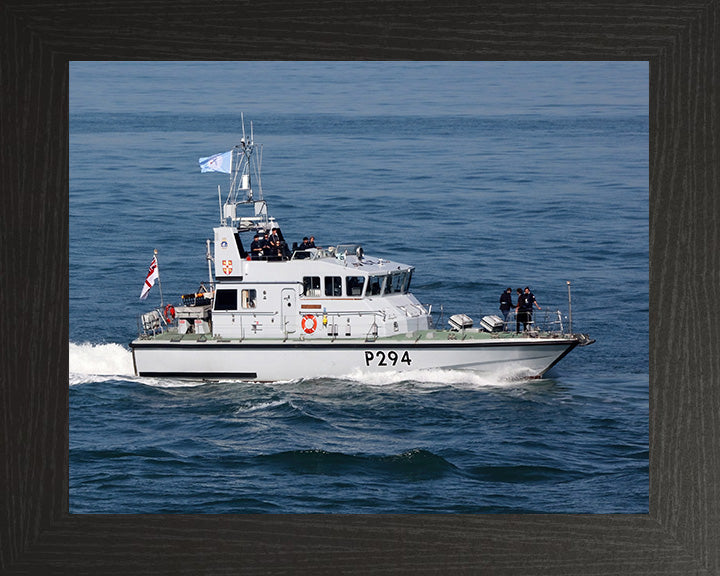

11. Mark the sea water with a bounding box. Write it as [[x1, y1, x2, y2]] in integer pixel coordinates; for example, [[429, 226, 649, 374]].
[[69, 62, 648, 513]]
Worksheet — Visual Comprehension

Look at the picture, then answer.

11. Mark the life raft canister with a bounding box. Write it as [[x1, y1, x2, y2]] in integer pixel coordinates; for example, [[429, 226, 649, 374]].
[[301, 314, 317, 334], [164, 304, 176, 323]]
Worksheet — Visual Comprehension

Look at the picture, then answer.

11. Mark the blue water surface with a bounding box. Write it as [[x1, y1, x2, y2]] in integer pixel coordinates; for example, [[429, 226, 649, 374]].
[[69, 61, 648, 513]]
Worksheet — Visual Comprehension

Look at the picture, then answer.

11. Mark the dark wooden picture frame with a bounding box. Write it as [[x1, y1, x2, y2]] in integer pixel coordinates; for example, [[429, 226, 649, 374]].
[[1, 2, 717, 574]]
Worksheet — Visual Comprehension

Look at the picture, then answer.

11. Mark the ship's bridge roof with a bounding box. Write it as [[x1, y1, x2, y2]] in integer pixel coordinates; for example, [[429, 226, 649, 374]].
[[303, 245, 413, 274]]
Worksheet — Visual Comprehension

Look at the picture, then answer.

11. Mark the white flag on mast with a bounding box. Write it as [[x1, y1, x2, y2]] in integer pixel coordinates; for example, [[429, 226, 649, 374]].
[[140, 255, 159, 300], [198, 150, 232, 173]]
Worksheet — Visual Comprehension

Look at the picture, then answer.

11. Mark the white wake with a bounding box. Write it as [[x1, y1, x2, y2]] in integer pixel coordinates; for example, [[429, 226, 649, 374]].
[[340, 366, 538, 391], [69, 342, 135, 385], [68, 342, 231, 388]]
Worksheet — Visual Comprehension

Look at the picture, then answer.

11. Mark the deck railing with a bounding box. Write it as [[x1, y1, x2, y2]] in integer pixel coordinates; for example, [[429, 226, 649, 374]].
[[431, 306, 570, 336]]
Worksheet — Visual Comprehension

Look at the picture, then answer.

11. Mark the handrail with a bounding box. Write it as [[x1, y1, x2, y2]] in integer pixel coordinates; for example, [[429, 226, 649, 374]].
[[302, 309, 387, 320], [505, 307, 570, 335]]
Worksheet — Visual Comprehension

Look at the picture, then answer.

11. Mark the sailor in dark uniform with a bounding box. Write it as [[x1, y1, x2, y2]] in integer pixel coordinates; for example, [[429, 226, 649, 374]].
[[499, 287, 514, 330], [516, 286, 541, 332], [250, 234, 263, 260], [261, 232, 273, 257], [268, 228, 281, 257]]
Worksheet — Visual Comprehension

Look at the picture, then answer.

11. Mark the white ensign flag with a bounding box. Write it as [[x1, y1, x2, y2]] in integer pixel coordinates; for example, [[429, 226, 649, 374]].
[[140, 255, 159, 300]]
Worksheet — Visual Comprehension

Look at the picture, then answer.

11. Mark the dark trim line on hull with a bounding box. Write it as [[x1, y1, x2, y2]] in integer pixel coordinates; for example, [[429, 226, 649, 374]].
[[537, 341, 579, 376], [130, 339, 579, 351], [139, 372, 258, 379]]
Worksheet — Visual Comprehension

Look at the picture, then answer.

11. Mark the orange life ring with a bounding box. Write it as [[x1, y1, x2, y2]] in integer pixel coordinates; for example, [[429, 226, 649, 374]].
[[301, 314, 317, 334], [164, 304, 176, 323]]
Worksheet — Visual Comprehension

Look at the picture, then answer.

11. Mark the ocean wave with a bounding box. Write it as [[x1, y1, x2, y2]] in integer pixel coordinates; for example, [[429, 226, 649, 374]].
[[71, 446, 180, 463], [69, 342, 135, 384], [339, 367, 537, 391], [142, 377, 302, 389], [466, 464, 587, 484], [135, 377, 210, 389], [234, 399, 290, 414], [257, 448, 456, 479]]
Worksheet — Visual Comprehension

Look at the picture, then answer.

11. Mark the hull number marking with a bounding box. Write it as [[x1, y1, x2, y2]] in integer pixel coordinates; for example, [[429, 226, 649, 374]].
[[364, 351, 412, 367]]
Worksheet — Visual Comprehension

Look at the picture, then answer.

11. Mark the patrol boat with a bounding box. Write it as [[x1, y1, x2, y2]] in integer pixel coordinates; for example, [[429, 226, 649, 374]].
[[130, 127, 594, 381]]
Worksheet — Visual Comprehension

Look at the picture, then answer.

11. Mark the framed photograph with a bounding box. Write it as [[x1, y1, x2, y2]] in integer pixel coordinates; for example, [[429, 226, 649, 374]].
[[2, 2, 717, 574]]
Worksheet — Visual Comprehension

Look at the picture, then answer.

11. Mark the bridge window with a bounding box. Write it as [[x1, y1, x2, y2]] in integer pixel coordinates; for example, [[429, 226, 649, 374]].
[[384, 274, 394, 294], [345, 275, 365, 297], [241, 289, 257, 308], [404, 269, 413, 292], [367, 275, 385, 296], [303, 276, 321, 297], [324, 276, 342, 297], [384, 270, 411, 294], [214, 289, 237, 311], [390, 272, 406, 294]]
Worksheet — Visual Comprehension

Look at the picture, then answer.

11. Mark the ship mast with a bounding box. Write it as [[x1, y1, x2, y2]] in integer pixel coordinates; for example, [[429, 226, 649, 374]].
[[220, 114, 266, 230]]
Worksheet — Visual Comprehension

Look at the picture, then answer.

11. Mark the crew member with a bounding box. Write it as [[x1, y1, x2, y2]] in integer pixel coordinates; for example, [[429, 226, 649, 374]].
[[250, 234, 263, 259], [516, 286, 541, 332], [261, 232, 273, 257], [266, 228, 280, 257], [499, 287, 514, 330]]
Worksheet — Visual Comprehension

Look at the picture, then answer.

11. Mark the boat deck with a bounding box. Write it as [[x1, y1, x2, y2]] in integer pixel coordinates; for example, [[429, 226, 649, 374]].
[[134, 328, 573, 344]]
